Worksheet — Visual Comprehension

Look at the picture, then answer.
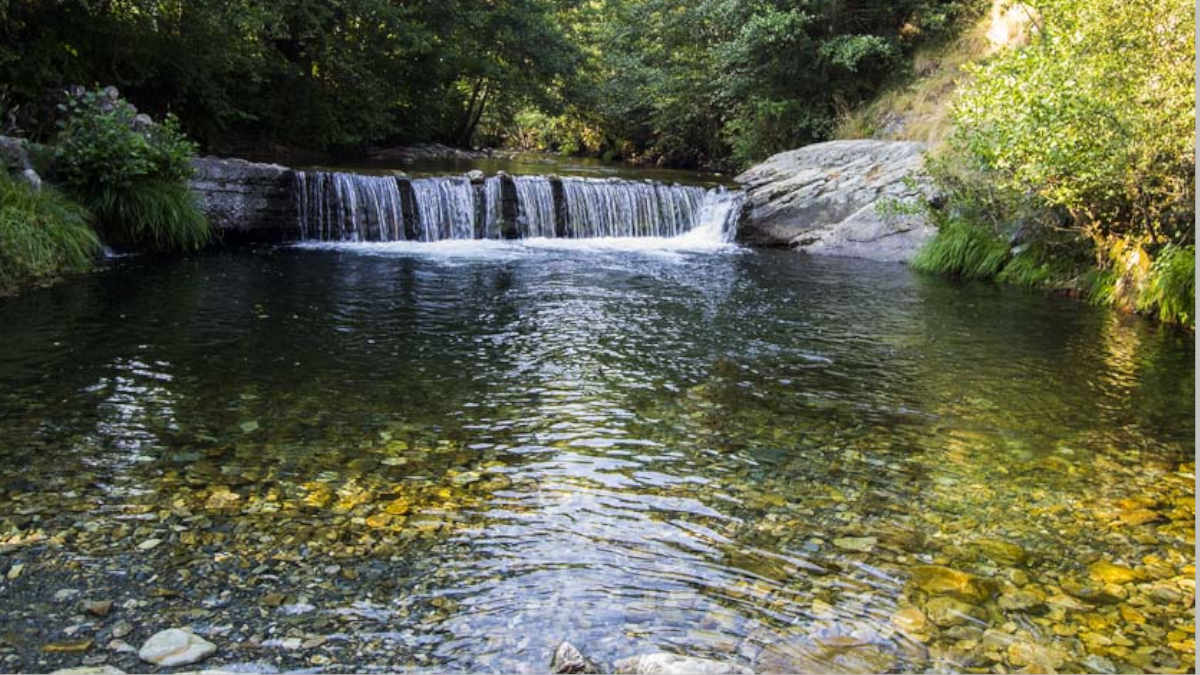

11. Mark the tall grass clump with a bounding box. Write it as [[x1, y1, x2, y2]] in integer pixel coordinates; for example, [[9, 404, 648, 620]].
[[911, 218, 1008, 279], [1137, 244, 1194, 328], [0, 174, 99, 293], [53, 88, 209, 252]]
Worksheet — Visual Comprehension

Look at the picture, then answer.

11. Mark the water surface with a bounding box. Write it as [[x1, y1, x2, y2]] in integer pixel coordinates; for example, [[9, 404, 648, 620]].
[[0, 242, 1192, 673]]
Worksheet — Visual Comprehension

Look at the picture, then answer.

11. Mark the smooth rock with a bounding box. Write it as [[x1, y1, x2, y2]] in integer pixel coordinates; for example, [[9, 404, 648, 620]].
[[110, 620, 133, 639], [551, 641, 599, 674], [49, 668, 126, 675], [85, 600, 113, 617], [832, 536, 876, 553], [138, 628, 217, 667], [612, 653, 752, 675], [997, 587, 1045, 612], [891, 607, 928, 635], [734, 140, 936, 262], [54, 588, 81, 602], [972, 538, 1027, 565], [1088, 561, 1140, 584], [908, 565, 989, 602], [925, 596, 981, 628]]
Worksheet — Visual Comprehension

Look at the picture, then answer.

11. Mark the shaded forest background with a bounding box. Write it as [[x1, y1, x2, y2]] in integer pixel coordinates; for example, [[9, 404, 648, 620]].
[[1, 0, 974, 170]]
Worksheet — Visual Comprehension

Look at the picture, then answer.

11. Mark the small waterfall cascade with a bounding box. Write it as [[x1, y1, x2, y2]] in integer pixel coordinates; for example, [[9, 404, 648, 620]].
[[683, 188, 747, 244], [513, 176, 556, 238], [410, 177, 476, 241], [295, 171, 405, 241], [294, 170, 743, 243], [483, 176, 503, 239], [560, 178, 706, 238]]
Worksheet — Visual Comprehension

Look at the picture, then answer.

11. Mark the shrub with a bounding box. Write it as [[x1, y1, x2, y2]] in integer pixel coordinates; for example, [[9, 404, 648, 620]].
[[0, 174, 99, 293], [53, 88, 209, 252], [950, 0, 1194, 243]]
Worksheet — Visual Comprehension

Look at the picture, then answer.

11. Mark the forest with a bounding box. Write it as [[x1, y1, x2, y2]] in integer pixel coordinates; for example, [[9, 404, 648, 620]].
[[2, 0, 973, 169]]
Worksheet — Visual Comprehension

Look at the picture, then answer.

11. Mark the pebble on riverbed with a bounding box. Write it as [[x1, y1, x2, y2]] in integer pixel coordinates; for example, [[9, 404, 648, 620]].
[[138, 628, 217, 667]]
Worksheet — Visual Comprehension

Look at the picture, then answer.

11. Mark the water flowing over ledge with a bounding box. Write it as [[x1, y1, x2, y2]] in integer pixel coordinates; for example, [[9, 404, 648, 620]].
[[294, 170, 745, 245]]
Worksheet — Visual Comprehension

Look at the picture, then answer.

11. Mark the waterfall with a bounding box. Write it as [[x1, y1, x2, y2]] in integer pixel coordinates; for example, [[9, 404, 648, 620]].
[[559, 178, 706, 238], [514, 176, 556, 238], [483, 176, 503, 239], [294, 171, 404, 241], [294, 170, 743, 243], [676, 188, 746, 244], [410, 177, 476, 241]]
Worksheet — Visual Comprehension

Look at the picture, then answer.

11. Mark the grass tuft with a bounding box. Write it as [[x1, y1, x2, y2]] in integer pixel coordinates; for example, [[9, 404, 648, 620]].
[[0, 174, 99, 293], [911, 218, 1009, 279], [89, 180, 210, 253], [1137, 244, 1194, 328]]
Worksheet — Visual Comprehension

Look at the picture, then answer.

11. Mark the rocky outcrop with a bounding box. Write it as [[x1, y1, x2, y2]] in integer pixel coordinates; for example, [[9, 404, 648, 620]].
[[734, 140, 938, 263], [0, 135, 43, 190], [189, 157, 297, 241]]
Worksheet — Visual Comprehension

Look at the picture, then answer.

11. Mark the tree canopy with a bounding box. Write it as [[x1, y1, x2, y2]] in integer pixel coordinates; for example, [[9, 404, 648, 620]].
[[1, 0, 969, 167]]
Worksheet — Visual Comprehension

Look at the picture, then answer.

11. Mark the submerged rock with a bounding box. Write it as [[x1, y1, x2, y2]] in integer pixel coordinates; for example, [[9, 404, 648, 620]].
[[613, 653, 752, 675], [907, 565, 990, 602], [734, 140, 936, 262], [551, 641, 599, 674], [49, 668, 127, 675], [138, 628, 217, 667]]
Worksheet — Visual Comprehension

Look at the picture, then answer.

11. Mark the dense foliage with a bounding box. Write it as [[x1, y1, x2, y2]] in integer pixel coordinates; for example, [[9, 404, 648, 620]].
[[1, 0, 969, 168], [0, 0, 581, 153], [916, 0, 1195, 327], [517, 0, 975, 170], [53, 89, 209, 252], [0, 173, 99, 293]]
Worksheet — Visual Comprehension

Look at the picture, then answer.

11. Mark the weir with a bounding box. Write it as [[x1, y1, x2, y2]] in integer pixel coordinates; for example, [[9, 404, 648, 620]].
[[293, 170, 744, 243]]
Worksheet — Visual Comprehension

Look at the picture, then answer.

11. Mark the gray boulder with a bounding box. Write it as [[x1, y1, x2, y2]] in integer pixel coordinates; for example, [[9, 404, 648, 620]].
[[0, 135, 42, 190], [552, 641, 600, 674], [189, 156, 297, 240], [734, 140, 937, 263]]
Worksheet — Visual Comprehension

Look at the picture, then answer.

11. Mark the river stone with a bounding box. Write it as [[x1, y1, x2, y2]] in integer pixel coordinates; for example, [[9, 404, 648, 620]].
[[551, 641, 599, 673], [997, 586, 1045, 612], [138, 628, 217, 667], [612, 653, 752, 675], [734, 140, 937, 262], [925, 596, 980, 627], [49, 668, 127, 675], [907, 565, 988, 602], [833, 536, 876, 553], [1088, 561, 1141, 584], [972, 538, 1027, 565]]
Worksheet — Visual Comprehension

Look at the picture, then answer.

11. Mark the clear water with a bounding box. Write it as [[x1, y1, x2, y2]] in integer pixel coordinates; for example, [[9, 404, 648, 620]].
[[0, 242, 1192, 673]]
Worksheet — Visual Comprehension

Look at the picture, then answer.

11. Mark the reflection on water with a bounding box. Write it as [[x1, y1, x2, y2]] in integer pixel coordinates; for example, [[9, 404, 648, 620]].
[[0, 245, 1192, 673]]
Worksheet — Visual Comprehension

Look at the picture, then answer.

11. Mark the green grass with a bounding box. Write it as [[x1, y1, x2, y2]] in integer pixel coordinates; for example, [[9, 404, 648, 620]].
[[0, 174, 100, 293], [88, 179, 210, 252], [911, 218, 1009, 279], [1137, 244, 1195, 328]]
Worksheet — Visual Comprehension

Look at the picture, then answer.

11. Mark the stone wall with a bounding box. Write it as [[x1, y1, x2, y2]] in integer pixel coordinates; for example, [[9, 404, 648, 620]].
[[188, 157, 298, 242]]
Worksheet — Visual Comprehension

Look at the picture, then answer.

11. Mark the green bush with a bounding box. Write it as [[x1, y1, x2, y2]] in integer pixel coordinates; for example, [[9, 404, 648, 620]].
[[0, 174, 99, 293], [53, 88, 209, 252], [950, 0, 1194, 243]]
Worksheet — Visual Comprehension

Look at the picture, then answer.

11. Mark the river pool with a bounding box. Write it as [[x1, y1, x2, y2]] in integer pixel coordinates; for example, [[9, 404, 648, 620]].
[[0, 240, 1193, 673]]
